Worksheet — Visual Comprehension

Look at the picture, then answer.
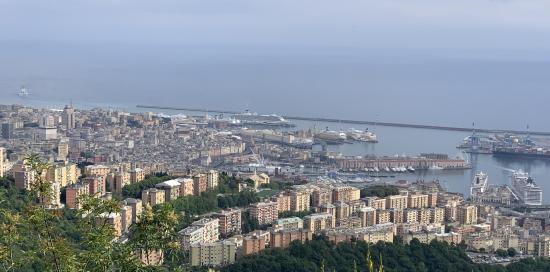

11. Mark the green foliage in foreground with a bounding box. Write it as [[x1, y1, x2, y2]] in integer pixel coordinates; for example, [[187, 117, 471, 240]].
[[0, 155, 181, 272], [223, 236, 550, 272]]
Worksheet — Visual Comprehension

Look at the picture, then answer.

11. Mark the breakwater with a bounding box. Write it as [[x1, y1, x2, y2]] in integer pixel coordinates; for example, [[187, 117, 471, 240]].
[[136, 104, 550, 136]]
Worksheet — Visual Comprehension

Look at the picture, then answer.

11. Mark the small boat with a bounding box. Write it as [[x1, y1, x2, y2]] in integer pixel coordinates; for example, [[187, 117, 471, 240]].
[[384, 167, 390, 172], [407, 166, 415, 172], [429, 165, 444, 170], [373, 167, 380, 172], [17, 86, 30, 98]]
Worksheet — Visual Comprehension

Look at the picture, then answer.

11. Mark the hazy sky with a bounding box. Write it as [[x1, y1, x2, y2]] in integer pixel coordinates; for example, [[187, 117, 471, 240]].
[[1, 0, 550, 130], [2, 0, 550, 56]]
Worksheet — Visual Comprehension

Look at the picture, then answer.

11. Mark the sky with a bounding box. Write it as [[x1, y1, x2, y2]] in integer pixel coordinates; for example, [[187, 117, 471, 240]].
[[1, 0, 550, 54], [1, 0, 550, 130]]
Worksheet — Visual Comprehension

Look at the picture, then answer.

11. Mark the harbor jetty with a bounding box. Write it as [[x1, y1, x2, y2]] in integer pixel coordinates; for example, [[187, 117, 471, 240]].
[[136, 104, 550, 136]]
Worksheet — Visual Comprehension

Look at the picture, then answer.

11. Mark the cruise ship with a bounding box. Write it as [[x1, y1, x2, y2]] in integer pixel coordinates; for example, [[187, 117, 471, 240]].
[[510, 170, 542, 205], [346, 128, 378, 143], [314, 128, 347, 144], [470, 171, 488, 196], [231, 111, 294, 127]]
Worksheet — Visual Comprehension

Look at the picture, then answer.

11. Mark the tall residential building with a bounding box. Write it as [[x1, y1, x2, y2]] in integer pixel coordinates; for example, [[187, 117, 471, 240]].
[[84, 176, 106, 196], [408, 194, 429, 209], [273, 217, 304, 231], [271, 193, 291, 213], [457, 205, 478, 225], [250, 201, 279, 225], [13, 162, 36, 190], [290, 190, 310, 212], [120, 205, 134, 233], [142, 188, 165, 207], [66, 182, 90, 209], [214, 208, 242, 237], [364, 197, 387, 210], [155, 179, 181, 201], [311, 188, 332, 207], [430, 207, 445, 224], [359, 207, 377, 227], [428, 192, 438, 208], [303, 213, 335, 232], [377, 210, 391, 224], [206, 170, 219, 189], [96, 213, 122, 237], [57, 140, 69, 161], [270, 229, 313, 249], [45, 162, 79, 187], [130, 168, 145, 183], [125, 198, 143, 223], [190, 240, 236, 267], [0, 147, 4, 178], [193, 174, 207, 196], [386, 195, 408, 210], [40, 182, 62, 209], [179, 218, 220, 250], [332, 186, 360, 203], [535, 235, 550, 257], [242, 235, 266, 256], [179, 178, 194, 196], [1, 122, 14, 140], [85, 165, 111, 177], [62, 104, 76, 130]]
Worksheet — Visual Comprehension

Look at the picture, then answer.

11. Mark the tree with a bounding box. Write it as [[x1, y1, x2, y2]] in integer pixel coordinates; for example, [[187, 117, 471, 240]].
[[507, 247, 517, 257], [496, 249, 508, 258], [23, 154, 79, 271], [129, 204, 180, 267], [76, 194, 136, 271]]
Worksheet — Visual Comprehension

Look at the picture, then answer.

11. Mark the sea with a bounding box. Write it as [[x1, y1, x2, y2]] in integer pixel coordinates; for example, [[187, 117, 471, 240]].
[[2, 44, 550, 202]]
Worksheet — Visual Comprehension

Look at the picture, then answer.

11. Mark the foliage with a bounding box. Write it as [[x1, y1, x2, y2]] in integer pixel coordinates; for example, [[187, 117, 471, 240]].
[[507, 247, 517, 257], [496, 249, 508, 258], [223, 237, 511, 272], [129, 204, 181, 269], [0, 155, 182, 271], [218, 190, 260, 209], [279, 210, 313, 219], [360, 185, 400, 198], [241, 210, 269, 234], [122, 174, 173, 198]]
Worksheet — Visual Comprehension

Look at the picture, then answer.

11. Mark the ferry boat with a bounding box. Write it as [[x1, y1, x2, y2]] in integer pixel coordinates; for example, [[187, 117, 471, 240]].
[[17, 86, 30, 98], [470, 171, 488, 196], [510, 170, 542, 205], [346, 128, 378, 143]]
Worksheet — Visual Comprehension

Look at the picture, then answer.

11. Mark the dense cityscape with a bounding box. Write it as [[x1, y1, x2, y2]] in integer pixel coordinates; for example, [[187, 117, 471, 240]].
[[2, 103, 550, 271]]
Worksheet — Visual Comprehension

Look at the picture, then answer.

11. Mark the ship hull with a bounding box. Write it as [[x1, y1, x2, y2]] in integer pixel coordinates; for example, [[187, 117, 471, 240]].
[[493, 150, 550, 159]]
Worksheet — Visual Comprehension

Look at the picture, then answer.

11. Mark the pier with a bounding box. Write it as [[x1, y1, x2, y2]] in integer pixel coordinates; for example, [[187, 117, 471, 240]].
[[136, 104, 550, 136]]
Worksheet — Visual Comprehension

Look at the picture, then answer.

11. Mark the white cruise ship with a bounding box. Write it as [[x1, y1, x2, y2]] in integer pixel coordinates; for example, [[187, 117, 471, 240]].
[[231, 111, 293, 127], [510, 170, 542, 205], [470, 171, 488, 196], [346, 128, 378, 143]]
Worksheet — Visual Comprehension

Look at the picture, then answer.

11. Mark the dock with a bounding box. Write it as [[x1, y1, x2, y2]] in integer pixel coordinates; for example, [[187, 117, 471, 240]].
[[136, 104, 550, 136]]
